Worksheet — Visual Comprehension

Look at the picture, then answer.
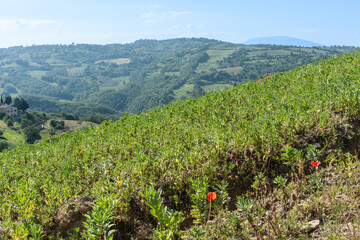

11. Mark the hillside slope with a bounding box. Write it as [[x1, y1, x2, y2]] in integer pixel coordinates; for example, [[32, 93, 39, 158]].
[[0, 51, 360, 239], [0, 38, 355, 115]]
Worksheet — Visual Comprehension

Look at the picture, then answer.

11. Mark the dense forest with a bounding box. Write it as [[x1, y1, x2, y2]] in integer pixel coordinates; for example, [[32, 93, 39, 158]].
[[0, 38, 356, 116]]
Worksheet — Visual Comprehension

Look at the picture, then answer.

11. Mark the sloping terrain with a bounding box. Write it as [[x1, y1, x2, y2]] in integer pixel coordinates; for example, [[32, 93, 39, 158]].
[[0, 38, 355, 116], [0, 51, 359, 239]]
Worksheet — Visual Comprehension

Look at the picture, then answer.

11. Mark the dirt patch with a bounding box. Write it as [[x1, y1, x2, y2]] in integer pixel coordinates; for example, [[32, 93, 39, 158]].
[[54, 196, 94, 234]]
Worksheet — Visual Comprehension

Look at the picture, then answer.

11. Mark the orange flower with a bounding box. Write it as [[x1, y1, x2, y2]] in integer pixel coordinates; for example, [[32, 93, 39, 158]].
[[62, 132, 66, 135], [311, 162, 321, 167], [208, 192, 217, 202]]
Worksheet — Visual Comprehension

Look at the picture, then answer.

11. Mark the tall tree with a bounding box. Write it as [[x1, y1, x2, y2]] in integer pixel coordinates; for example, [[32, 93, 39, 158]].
[[13, 97, 20, 108], [0, 95, 3, 103], [4, 96, 12, 105], [19, 98, 29, 111]]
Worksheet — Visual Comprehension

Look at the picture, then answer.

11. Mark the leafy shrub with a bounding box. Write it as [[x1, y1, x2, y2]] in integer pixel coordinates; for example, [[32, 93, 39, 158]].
[[82, 195, 118, 240], [22, 126, 41, 144]]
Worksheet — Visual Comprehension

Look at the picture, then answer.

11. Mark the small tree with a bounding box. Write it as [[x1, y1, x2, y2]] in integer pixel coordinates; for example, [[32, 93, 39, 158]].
[[20, 118, 33, 129], [5, 119, 13, 127], [0, 140, 8, 152], [23, 126, 41, 144], [0, 112, 6, 120], [3, 114, 13, 126]]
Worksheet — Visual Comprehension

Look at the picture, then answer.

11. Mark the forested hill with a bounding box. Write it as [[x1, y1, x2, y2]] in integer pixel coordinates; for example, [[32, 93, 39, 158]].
[[0, 38, 356, 115]]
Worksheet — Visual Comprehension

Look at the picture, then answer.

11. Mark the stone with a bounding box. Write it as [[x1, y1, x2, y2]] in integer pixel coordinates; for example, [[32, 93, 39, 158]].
[[300, 219, 320, 232]]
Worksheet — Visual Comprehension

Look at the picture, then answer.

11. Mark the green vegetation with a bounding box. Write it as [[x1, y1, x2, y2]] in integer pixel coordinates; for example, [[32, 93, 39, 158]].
[[0, 50, 360, 239], [0, 109, 98, 151], [0, 38, 356, 116]]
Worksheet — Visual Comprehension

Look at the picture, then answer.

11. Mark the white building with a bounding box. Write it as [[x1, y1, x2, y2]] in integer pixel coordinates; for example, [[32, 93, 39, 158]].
[[0, 104, 18, 117]]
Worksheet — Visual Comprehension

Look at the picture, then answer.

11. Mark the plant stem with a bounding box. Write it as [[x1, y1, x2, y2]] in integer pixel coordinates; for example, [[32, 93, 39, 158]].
[[207, 201, 212, 223]]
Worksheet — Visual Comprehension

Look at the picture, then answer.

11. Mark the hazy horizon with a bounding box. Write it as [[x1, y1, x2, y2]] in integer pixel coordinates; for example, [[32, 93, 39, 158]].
[[0, 0, 359, 48]]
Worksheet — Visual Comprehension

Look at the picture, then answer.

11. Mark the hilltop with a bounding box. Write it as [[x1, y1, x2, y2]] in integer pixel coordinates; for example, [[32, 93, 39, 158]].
[[0, 38, 355, 116], [0, 50, 360, 239]]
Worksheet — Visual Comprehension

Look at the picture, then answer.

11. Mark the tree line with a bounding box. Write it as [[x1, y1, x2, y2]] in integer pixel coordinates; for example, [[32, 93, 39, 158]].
[[0, 95, 29, 111]]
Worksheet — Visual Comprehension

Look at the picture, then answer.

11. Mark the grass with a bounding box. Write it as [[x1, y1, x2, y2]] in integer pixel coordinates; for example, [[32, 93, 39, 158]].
[[202, 83, 234, 93], [95, 58, 131, 65], [173, 83, 195, 99], [0, 50, 360, 239], [29, 70, 47, 79], [197, 49, 238, 72], [219, 66, 243, 75], [99, 76, 130, 90], [2, 127, 24, 145]]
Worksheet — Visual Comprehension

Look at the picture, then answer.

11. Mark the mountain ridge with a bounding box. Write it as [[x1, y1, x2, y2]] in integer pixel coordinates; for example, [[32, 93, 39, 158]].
[[243, 36, 324, 47]]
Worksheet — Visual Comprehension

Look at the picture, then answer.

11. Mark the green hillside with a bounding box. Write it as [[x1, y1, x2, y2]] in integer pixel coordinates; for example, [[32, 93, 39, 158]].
[[0, 51, 360, 239], [0, 38, 355, 116]]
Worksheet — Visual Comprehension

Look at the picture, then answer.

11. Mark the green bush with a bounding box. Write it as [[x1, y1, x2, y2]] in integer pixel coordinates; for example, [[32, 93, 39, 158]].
[[0, 140, 8, 152], [22, 126, 41, 144]]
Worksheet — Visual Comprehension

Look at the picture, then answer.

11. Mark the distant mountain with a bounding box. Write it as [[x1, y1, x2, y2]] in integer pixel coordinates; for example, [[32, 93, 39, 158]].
[[243, 36, 324, 47]]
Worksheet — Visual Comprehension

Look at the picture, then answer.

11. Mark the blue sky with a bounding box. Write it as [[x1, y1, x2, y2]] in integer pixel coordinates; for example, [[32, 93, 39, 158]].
[[0, 0, 359, 48]]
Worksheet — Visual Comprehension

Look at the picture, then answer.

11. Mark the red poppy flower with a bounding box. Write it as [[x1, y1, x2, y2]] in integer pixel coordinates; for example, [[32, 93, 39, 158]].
[[62, 132, 66, 135], [311, 162, 321, 167], [208, 192, 217, 202], [260, 79, 263, 82], [267, 73, 270, 75]]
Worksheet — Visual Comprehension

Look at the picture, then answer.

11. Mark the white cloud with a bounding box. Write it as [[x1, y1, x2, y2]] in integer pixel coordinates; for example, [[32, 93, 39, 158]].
[[168, 11, 191, 17], [0, 18, 57, 31], [141, 12, 155, 19]]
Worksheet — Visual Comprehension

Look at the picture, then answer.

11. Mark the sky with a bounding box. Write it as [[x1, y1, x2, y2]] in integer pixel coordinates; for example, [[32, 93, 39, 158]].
[[0, 0, 359, 48]]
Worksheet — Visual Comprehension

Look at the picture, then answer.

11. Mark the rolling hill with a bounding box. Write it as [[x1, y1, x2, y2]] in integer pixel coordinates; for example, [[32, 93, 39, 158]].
[[0, 38, 355, 116], [0, 50, 359, 239]]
